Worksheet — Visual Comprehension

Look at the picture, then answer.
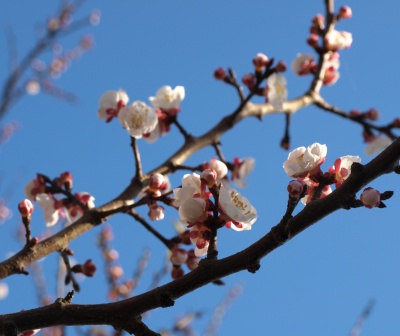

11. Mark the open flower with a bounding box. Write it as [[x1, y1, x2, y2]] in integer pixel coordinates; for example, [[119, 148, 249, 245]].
[[36, 194, 61, 227], [149, 85, 185, 112], [365, 136, 392, 156], [173, 173, 201, 207], [266, 73, 287, 110], [98, 90, 129, 122], [219, 185, 257, 231], [179, 198, 208, 225], [291, 54, 317, 76], [24, 175, 46, 201], [325, 30, 352, 50], [203, 158, 228, 179], [118, 101, 158, 138], [283, 143, 327, 178], [66, 192, 95, 224], [329, 155, 361, 187], [232, 157, 255, 188]]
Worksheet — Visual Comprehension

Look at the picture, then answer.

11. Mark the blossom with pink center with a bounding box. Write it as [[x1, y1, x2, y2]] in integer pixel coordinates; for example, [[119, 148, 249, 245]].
[[283, 143, 327, 178], [203, 158, 228, 179], [36, 193, 61, 227], [329, 155, 361, 187], [170, 247, 188, 266], [253, 53, 269, 71], [219, 185, 257, 231], [98, 90, 129, 122], [325, 30, 352, 50], [360, 187, 381, 208], [189, 226, 210, 257], [118, 101, 158, 139], [148, 204, 165, 221], [179, 198, 208, 225], [266, 73, 287, 111], [66, 192, 95, 224], [24, 175, 46, 201], [149, 85, 185, 112], [291, 54, 317, 76], [365, 136, 392, 156], [232, 157, 255, 188], [173, 173, 201, 207], [18, 199, 34, 218]]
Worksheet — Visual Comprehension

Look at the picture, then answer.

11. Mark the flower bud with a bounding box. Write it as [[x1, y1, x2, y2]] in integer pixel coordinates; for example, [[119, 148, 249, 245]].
[[275, 61, 287, 72], [81, 259, 97, 277], [214, 68, 226, 80], [242, 73, 256, 89], [287, 180, 305, 198], [149, 173, 166, 190], [338, 6, 352, 19], [360, 187, 381, 208], [170, 247, 188, 266], [171, 266, 184, 279], [148, 204, 165, 221], [186, 249, 200, 270], [18, 199, 34, 218], [364, 108, 380, 121], [253, 53, 269, 72], [200, 168, 217, 187], [307, 34, 319, 48], [59, 171, 73, 190]]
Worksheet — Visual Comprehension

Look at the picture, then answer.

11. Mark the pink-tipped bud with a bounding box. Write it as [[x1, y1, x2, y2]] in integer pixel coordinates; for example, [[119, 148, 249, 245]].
[[170, 247, 188, 266], [338, 6, 352, 19], [360, 187, 381, 209], [311, 14, 325, 29], [59, 171, 73, 190], [214, 67, 227, 80], [275, 61, 287, 73], [149, 173, 166, 191], [364, 108, 380, 121], [18, 199, 34, 218], [253, 53, 269, 71], [287, 180, 305, 198], [307, 34, 319, 48], [148, 203, 165, 221], [242, 73, 256, 88], [200, 168, 217, 186]]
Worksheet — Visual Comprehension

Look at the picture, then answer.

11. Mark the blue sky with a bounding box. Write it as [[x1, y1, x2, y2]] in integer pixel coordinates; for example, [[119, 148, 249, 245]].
[[0, 1, 399, 335]]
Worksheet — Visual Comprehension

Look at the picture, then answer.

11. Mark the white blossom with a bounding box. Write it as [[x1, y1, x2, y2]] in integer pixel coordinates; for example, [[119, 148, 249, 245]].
[[173, 173, 201, 207], [179, 198, 207, 225], [325, 30, 353, 50], [98, 90, 129, 121], [219, 185, 257, 231], [365, 136, 392, 156], [232, 157, 255, 188], [118, 101, 158, 138], [291, 54, 316, 76], [267, 73, 287, 111], [36, 193, 60, 227], [149, 85, 185, 111], [283, 143, 327, 178]]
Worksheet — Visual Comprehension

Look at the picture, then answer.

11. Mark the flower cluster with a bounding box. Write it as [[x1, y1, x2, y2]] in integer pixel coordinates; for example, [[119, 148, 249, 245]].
[[292, 7, 353, 86], [283, 143, 360, 204], [98, 85, 185, 142], [173, 170, 257, 257], [24, 172, 95, 226]]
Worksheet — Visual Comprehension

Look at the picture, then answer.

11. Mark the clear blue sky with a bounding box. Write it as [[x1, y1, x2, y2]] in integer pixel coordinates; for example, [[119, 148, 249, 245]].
[[0, 1, 399, 335]]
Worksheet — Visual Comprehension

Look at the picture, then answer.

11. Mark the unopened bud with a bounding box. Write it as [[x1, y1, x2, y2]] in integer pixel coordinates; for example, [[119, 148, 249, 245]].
[[338, 6, 352, 19], [171, 266, 184, 279], [200, 168, 217, 186], [360, 187, 381, 209], [18, 199, 34, 218], [307, 34, 319, 48], [242, 73, 256, 88], [253, 53, 269, 72], [214, 67, 227, 80], [59, 171, 73, 190], [275, 61, 287, 72], [364, 108, 380, 121], [287, 180, 305, 198]]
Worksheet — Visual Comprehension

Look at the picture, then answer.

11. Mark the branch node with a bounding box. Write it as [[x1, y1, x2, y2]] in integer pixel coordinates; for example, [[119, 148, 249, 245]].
[[247, 261, 261, 274], [54, 290, 75, 305]]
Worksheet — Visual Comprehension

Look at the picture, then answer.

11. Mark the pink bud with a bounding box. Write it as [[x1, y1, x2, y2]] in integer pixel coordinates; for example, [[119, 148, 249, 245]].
[[148, 204, 165, 221], [360, 187, 381, 208], [186, 249, 200, 270], [253, 53, 269, 71], [364, 108, 380, 121], [109, 265, 124, 280], [200, 168, 217, 186], [287, 180, 305, 198], [242, 73, 256, 88], [18, 199, 34, 218], [312, 14, 325, 28], [149, 173, 166, 190], [307, 34, 319, 48], [214, 67, 226, 80], [170, 247, 188, 265], [275, 61, 287, 73], [171, 266, 184, 279], [59, 171, 73, 190], [338, 6, 352, 19]]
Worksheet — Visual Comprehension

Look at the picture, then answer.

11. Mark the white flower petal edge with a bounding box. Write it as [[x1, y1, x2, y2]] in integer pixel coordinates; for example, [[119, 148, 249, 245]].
[[267, 73, 288, 111], [365, 136, 392, 156]]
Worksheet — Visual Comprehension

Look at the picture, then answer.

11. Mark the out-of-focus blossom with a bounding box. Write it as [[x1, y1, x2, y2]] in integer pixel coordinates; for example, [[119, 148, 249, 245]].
[[186, 249, 200, 270], [179, 198, 208, 225], [365, 136, 392, 156], [219, 185, 257, 231], [0, 282, 8, 300], [242, 73, 256, 89], [364, 108, 380, 121], [24, 176, 46, 201], [291, 54, 317, 76], [283, 143, 327, 178], [360, 187, 380, 208], [232, 157, 255, 188], [98, 90, 129, 122], [170, 247, 188, 266], [338, 6, 352, 19], [148, 204, 165, 221], [26, 81, 40, 95], [108, 265, 124, 281], [266, 73, 287, 110], [325, 30, 352, 50], [173, 173, 201, 207], [149, 85, 185, 112], [329, 155, 361, 187], [36, 194, 61, 227], [323, 52, 341, 86], [253, 53, 269, 71], [214, 67, 227, 80], [0, 200, 12, 224], [66, 192, 95, 224], [118, 101, 158, 138]]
